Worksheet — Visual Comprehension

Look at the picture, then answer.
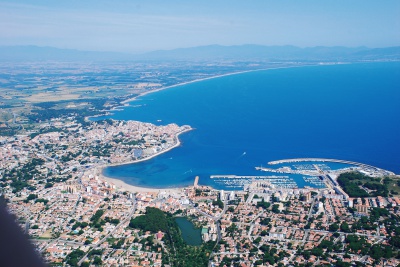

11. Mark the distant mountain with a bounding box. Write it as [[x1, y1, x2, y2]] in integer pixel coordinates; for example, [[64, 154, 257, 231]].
[[0, 44, 399, 62], [141, 44, 400, 61]]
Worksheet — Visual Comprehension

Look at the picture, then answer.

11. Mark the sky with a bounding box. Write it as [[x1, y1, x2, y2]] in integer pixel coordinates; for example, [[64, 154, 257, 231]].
[[0, 0, 399, 53]]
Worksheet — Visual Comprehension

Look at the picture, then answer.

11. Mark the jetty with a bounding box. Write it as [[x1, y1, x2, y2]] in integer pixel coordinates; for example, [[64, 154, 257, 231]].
[[210, 175, 297, 189], [267, 158, 395, 176], [210, 175, 288, 179], [255, 166, 319, 176]]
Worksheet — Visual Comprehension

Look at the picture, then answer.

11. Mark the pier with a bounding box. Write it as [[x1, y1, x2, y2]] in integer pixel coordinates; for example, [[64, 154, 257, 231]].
[[210, 175, 288, 179], [267, 158, 395, 175], [210, 175, 297, 189], [255, 166, 319, 176]]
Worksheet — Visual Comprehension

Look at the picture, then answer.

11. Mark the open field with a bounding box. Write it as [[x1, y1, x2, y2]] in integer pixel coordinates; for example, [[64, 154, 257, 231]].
[[23, 92, 82, 103], [40, 229, 53, 239], [386, 176, 400, 196]]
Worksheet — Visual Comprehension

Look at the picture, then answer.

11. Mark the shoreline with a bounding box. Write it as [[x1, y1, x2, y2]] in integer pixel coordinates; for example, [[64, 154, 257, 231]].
[[120, 66, 306, 105], [98, 126, 193, 193], [88, 62, 353, 122], [91, 62, 352, 192], [100, 173, 182, 193], [90, 67, 287, 192], [120, 62, 355, 106], [106, 126, 193, 167]]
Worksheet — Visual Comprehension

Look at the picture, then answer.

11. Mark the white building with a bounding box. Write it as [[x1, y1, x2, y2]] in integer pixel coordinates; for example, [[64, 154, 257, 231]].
[[219, 190, 225, 201]]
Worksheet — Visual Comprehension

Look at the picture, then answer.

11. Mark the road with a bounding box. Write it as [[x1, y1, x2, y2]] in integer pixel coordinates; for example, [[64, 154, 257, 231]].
[[77, 199, 136, 266]]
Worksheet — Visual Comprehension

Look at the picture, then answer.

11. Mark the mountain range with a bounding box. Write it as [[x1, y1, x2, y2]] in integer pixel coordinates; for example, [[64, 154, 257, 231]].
[[0, 44, 399, 62]]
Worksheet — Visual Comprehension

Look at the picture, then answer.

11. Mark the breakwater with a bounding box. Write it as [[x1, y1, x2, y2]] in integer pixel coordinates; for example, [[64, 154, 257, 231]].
[[267, 158, 395, 176], [210, 175, 297, 189], [210, 175, 289, 179]]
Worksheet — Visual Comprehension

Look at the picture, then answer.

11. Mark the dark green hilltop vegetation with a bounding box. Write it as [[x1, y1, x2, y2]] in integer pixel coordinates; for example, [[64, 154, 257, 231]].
[[129, 207, 215, 267], [337, 172, 400, 198]]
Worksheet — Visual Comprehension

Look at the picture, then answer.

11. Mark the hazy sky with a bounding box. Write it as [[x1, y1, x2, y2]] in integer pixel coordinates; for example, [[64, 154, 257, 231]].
[[1, 0, 399, 53]]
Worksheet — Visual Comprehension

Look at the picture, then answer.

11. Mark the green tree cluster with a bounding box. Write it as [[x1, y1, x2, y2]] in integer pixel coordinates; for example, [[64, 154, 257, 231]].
[[129, 207, 216, 266], [337, 172, 390, 197], [34, 198, 49, 204], [104, 216, 120, 225], [256, 199, 271, 210], [90, 209, 104, 223], [212, 199, 224, 209], [129, 207, 168, 233], [65, 249, 85, 266], [337, 172, 370, 197]]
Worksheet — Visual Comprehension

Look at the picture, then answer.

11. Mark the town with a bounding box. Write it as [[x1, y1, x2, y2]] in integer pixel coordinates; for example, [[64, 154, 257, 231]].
[[1, 1, 400, 266], [1, 114, 400, 267]]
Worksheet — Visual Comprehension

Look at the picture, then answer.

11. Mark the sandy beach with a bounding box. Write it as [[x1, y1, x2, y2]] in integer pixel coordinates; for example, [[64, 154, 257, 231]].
[[97, 127, 193, 193], [120, 64, 323, 105], [120, 68, 272, 105], [94, 64, 318, 192], [100, 173, 182, 193]]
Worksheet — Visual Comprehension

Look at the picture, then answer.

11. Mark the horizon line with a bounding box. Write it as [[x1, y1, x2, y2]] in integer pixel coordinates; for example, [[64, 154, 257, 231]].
[[1, 43, 400, 55]]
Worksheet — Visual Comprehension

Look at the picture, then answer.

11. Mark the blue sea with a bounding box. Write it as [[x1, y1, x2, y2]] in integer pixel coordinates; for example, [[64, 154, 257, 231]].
[[95, 62, 400, 189]]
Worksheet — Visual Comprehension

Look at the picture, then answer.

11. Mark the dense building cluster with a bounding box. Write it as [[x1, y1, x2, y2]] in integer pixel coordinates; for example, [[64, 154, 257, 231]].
[[1, 116, 400, 267]]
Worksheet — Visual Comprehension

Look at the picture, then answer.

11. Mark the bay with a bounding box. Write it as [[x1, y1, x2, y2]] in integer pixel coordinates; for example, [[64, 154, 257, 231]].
[[98, 62, 400, 189]]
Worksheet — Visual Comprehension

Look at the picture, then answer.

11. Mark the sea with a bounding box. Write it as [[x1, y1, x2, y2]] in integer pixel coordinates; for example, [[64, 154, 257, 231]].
[[94, 62, 400, 190]]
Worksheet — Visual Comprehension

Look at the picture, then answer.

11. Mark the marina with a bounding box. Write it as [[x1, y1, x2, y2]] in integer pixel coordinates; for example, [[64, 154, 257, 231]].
[[101, 63, 399, 190], [254, 158, 395, 180], [210, 175, 297, 189], [255, 166, 320, 176], [210, 175, 290, 179], [268, 158, 395, 176], [302, 176, 326, 188], [255, 163, 335, 176]]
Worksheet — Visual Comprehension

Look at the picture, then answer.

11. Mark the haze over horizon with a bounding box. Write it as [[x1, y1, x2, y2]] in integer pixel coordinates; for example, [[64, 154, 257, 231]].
[[1, 0, 399, 53]]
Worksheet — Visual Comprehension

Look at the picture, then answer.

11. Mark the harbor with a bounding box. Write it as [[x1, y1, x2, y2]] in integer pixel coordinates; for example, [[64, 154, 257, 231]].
[[210, 175, 297, 189], [267, 158, 395, 177], [208, 157, 400, 191], [302, 176, 326, 188], [255, 166, 320, 176]]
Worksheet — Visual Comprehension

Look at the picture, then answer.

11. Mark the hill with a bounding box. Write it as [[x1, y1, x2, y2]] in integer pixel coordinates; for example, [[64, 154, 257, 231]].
[[1, 44, 399, 62], [141, 44, 400, 61]]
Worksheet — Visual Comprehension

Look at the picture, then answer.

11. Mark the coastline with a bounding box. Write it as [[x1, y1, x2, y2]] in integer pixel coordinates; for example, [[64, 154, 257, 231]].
[[100, 173, 181, 193], [106, 126, 193, 167], [91, 62, 349, 193], [88, 63, 344, 122], [90, 68, 277, 191], [98, 126, 193, 193], [120, 65, 313, 105], [90, 68, 280, 191]]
